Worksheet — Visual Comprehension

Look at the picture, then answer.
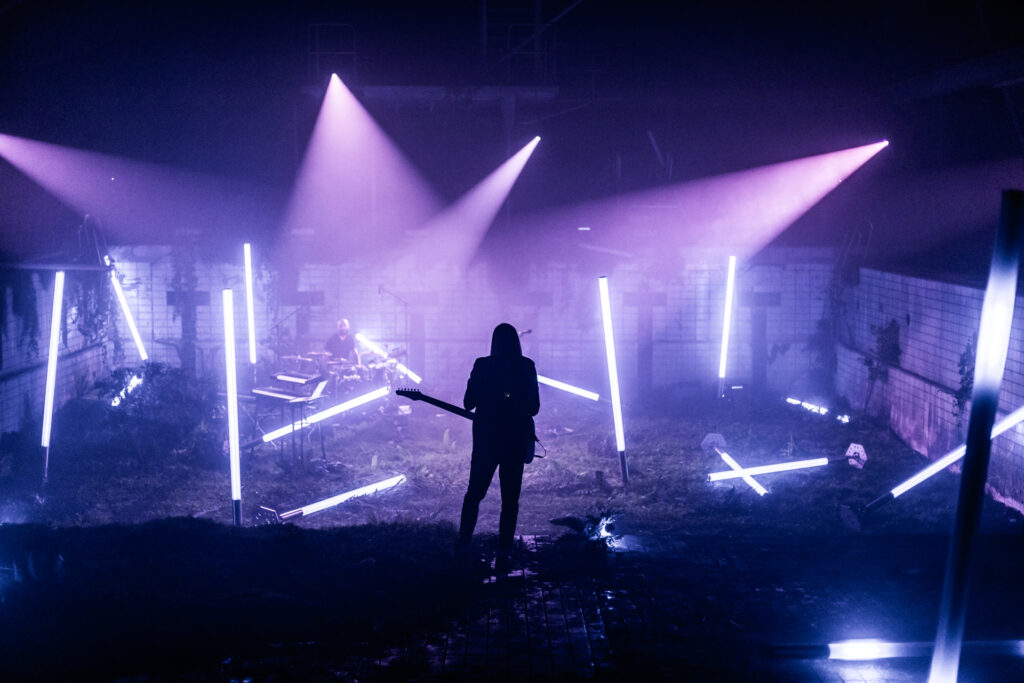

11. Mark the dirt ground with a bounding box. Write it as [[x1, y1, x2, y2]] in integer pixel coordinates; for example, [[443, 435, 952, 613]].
[[0, 375, 1022, 680], [10, 379, 1020, 537]]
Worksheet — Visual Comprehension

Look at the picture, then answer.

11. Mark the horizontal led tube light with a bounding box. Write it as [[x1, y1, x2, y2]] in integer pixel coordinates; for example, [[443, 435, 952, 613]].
[[709, 457, 830, 481], [829, 639, 928, 660], [282, 474, 406, 518], [829, 639, 1024, 660], [262, 386, 389, 443], [537, 374, 600, 401], [355, 332, 422, 384], [890, 402, 1024, 498], [105, 258, 148, 361], [718, 448, 767, 496]]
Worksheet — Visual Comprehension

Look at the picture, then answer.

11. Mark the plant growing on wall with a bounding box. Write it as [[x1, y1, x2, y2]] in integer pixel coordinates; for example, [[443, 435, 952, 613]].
[[862, 318, 900, 409], [806, 317, 837, 396], [94, 362, 222, 469], [169, 248, 199, 374], [954, 334, 976, 431], [0, 269, 42, 362], [67, 269, 114, 346]]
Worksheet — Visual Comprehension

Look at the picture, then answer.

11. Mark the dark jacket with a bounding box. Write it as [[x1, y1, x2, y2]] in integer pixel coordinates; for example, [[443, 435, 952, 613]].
[[464, 325, 539, 460]]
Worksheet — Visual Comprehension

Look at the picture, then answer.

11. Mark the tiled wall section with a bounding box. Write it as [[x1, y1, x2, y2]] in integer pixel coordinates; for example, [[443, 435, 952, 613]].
[[836, 268, 1024, 511], [102, 245, 833, 401], [2, 248, 834, 452], [0, 270, 110, 435]]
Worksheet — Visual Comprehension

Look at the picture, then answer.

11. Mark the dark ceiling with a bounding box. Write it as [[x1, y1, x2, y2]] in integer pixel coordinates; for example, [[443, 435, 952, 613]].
[[1, 0, 1022, 275]]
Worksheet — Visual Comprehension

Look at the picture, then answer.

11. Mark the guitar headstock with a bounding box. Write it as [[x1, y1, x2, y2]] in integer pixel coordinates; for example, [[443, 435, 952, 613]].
[[395, 388, 423, 400]]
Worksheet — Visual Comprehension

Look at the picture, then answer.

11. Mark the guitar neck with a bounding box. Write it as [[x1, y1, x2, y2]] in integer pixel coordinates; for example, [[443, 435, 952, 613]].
[[414, 394, 475, 421]]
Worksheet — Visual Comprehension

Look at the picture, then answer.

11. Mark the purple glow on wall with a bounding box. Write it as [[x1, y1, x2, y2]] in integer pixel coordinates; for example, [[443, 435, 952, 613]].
[[402, 136, 541, 269], [0, 133, 276, 245], [280, 74, 440, 260]]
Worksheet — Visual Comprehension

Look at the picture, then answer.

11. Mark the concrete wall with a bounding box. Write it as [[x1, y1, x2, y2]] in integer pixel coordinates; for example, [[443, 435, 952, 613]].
[[836, 268, 1024, 512], [0, 270, 109, 436], [104, 245, 834, 403]]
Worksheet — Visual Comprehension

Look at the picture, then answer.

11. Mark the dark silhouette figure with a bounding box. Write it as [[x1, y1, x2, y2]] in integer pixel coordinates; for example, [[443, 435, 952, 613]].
[[458, 323, 540, 561]]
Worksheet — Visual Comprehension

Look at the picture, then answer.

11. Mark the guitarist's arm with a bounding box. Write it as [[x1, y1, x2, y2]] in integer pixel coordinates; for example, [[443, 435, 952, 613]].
[[463, 358, 482, 412], [524, 359, 540, 417]]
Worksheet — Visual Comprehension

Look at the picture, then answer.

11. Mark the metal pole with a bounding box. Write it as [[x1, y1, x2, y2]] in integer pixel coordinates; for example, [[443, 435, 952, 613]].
[[928, 190, 1024, 682]]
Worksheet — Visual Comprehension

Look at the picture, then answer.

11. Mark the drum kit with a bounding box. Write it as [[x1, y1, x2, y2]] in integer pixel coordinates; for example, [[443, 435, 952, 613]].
[[301, 346, 408, 396]]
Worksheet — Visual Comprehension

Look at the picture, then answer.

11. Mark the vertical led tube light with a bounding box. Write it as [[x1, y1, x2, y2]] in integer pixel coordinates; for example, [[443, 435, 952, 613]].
[[222, 289, 242, 527], [243, 243, 257, 365], [105, 256, 148, 361], [599, 276, 628, 487], [718, 255, 737, 398], [41, 271, 65, 483], [929, 190, 1024, 682]]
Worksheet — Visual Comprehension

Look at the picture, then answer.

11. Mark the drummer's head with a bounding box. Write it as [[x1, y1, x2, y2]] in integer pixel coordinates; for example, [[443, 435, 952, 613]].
[[337, 318, 350, 336]]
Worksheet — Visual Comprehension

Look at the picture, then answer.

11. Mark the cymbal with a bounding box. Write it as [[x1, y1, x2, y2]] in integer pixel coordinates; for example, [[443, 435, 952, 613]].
[[306, 351, 332, 357]]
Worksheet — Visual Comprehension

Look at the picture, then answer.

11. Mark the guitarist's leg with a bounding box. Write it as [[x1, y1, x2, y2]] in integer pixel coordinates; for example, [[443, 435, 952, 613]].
[[496, 458, 525, 549], [458, 452, 498, 545]]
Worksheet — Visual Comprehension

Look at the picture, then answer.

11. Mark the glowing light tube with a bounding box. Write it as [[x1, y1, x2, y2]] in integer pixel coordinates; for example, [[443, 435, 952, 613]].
[[708, 457, 830, 481], [355, 332, 422, 384], [890, 403, 1024, 498], [828, 639, 1024, 661], [830, 640, 930, 660], [223, 290, 242, 526], [717, 448, 767, 496], [110, 374, 143, 407], [262, 386, 390, 443], [105, 257, 148, 361], [41, 271, 65, 453], [537, 374, 600, 401], [243, 243, 257, 365], [718, 255, 737, 396], [599, 276, 628, 487], [280, 474, 406, 519]]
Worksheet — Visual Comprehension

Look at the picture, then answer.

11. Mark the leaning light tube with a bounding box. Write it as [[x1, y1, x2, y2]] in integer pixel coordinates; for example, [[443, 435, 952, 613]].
[[223, 289, 242, 527], [355, 332, 422, 383], [887, 402, 1024, 500], [280, 474, 407, 519], [105, 256, 148, 361], [537, 374, 600, 401], [717, 447, 767, 496], [718, 255, 736, 397], [261, 386, 390, 443], [709, 457, 830, 481], [599, 276, 628, 487], [41, 271, 65, 483], [243, 243, 257, 365]]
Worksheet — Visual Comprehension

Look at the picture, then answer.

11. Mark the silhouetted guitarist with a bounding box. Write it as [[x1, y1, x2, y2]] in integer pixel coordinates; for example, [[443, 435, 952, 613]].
[[457, 323, 540, 569]]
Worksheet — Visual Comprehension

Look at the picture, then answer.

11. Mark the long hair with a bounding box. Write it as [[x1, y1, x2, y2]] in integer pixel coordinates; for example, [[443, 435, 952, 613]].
[[490, 323, 522, 357]]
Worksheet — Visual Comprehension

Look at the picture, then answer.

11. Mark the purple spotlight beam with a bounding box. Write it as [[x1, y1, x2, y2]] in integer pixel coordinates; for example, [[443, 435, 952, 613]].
[[929, 190, 1024, 682], [280, 74, 440, 260], [404, 135, 541, 270]]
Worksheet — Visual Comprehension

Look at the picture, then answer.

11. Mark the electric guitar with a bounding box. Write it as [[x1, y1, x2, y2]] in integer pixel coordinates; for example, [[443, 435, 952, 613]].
[[394, 388, 474, 420], [394, 388, 541, 462]]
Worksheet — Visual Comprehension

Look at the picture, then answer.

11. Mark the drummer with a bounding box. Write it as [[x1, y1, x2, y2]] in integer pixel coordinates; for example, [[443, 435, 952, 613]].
[[325, 318, 361, 366]]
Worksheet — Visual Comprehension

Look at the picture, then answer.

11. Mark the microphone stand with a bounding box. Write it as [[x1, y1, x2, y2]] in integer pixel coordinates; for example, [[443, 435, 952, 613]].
[[268, 304, 307, 366], [378, 285, 410, 363]]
